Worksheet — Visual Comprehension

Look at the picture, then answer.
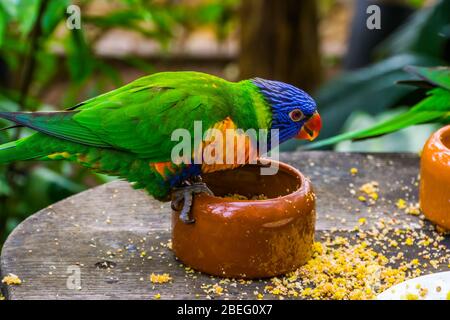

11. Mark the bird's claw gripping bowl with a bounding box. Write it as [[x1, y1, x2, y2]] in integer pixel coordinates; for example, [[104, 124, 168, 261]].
[[171, 160, 316, 279]]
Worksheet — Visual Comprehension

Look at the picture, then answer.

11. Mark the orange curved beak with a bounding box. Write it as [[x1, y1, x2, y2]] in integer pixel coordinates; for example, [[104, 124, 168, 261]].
[[297, 112, 322, 141]]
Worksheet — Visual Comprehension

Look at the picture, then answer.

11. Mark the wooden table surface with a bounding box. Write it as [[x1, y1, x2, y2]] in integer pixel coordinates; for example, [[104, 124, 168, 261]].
[[1, 151, 449, 300]]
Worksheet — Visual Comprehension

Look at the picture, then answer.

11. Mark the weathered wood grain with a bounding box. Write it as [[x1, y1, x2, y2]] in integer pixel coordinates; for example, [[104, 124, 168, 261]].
[[1, 151, 448, 300]]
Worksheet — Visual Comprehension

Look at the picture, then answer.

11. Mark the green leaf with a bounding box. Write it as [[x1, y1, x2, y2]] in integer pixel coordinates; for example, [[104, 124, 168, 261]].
[[411, 87, 450, 112], [196, 3, 225, 24], [33, 167, 85, 194], [0, 93, 20, 112], [83, 10, 161, 39], [0, 173, 11, 196], [0, 0, 19, 18], [377, 0, 450, 58], [66, 28, 94, 82], [33, 50, 58, 92], [335, 110, 439, 152], [0, 5, 8, 47], [41, 0, 69, 36], [305, 88, 450, 149], [16, 0, 41, 37], [405, 66, 450, 90], [124, 57, 155, 74], [313, 54, 443, 140], [406, 0, 426, 8], [96, 61, 123, 88], [6, 217, 20, 234], [83, 11, 147, 29]]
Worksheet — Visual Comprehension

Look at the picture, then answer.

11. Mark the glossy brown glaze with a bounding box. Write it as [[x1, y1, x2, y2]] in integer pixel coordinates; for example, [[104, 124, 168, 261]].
[[420, 125, 450, 230], [172, 160, 316, 279]]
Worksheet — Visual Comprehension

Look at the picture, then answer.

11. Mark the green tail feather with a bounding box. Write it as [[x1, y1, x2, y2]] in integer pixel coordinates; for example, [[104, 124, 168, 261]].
[[0, 136, 54, 164], [0, 140, 20, 164], [0, 139, 49, 164], [0, 111, 108, 147]]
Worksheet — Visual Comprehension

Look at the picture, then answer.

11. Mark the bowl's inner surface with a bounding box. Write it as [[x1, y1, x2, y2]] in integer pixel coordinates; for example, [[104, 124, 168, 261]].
[[441, 130, 450, 150], [202, 163, 302, 199]]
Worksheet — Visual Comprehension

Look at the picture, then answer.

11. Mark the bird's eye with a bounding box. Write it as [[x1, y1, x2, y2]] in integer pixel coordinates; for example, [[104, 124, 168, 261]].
[[289, 109, 305, 122]]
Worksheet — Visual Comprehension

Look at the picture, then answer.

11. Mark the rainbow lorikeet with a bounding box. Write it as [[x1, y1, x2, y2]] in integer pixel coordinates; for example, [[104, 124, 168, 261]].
[[0, 71, 321, 223]]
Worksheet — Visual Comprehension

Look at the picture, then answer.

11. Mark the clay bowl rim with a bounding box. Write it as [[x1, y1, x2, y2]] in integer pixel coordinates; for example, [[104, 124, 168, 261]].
[[431, 125, 450, 153], [197, 159, 311, 205]]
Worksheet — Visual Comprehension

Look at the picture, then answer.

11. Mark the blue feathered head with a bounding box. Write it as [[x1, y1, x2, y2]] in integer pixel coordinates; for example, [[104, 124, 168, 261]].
[[252, 78, 321, 144]]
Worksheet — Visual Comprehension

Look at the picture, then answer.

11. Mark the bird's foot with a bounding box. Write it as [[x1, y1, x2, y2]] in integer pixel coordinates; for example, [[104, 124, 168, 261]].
[[171, 182, 214, 224]]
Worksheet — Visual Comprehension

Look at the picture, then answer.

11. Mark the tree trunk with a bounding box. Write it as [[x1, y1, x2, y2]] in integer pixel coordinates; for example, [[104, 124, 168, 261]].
[[239, 0, 321, 93]]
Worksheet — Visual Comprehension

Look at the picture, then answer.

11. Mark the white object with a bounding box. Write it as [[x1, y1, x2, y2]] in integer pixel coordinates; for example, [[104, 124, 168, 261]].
[[377, 271, 450, 300]]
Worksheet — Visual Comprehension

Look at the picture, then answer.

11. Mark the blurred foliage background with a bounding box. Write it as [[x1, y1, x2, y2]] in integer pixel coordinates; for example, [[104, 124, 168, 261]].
[[0, 0, 449, 246]]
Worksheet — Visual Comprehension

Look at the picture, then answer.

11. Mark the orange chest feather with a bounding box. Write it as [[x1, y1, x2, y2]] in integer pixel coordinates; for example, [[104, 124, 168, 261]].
[[195, 117, 259, 173], [151, 117, 260, 179]]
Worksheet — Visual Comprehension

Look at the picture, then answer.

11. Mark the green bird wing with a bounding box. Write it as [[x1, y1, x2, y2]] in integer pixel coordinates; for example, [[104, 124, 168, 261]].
[[3, 72, 237, 162], [75, 93, 231, 161]]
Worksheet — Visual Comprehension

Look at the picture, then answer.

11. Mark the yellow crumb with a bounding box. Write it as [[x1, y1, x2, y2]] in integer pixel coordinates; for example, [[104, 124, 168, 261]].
[[447, 291, 450, 300], [1, 273, 22, 285], [224, 193, 249, 200], [358, 181, 379, 204], [389, 240, 398, 248], [435, 225, 449, 234], [419, 288, 428, 298], [271, 288, 281, 295], [150, 273, 172, 284], [358, 218, 367, 225], [350, 168, 358, 175], [256, 293, 264, 300], [154, 293, 161, 299], [396, 199, 407, 209], [312, 242, 324, 255], [405, 205, 420, 216], [214, 284, 224, 295], [404, 238, 414, 246], [359, 181, 378, 194], [405, 293, 419, 300], [251, 194, 269, 200], [200, 283, 227, 296]]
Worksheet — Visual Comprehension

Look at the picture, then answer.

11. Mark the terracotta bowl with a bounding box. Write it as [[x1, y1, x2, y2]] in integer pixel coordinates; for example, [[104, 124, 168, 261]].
[[420, 125, 450, 230], [171, 160, 316, 279]]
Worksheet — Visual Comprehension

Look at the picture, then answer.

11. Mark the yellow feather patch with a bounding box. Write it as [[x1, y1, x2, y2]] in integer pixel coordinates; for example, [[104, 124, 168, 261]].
[[196, 117, 259, 174], [47, 152, 71, 160], [151, 118, 260, 179]]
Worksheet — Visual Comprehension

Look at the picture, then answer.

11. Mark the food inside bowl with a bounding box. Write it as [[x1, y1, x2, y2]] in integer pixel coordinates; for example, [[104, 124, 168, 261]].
[[222, 193, 269, 200]]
